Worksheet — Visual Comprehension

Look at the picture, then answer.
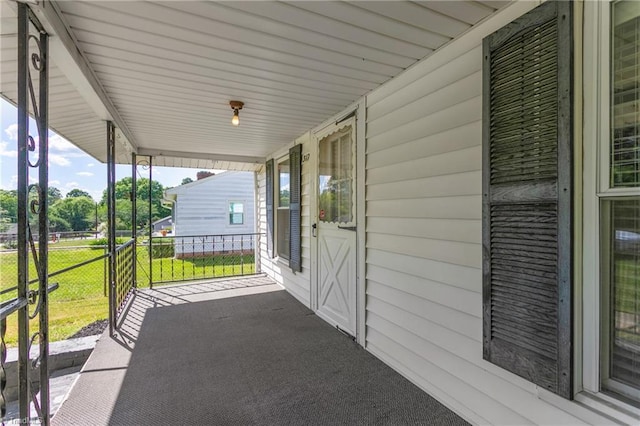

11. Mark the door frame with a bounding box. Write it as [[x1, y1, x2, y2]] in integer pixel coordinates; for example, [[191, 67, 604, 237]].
[[310, 99, 366, 346]]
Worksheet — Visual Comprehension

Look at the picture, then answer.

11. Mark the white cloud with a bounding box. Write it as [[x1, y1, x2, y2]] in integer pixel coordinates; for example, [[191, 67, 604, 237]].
[[2, 133, 69, 150], [50, 180, 60, 185], [4, 124, 17, 141], [0, 141, 17, 158], [48, 134, 77, 152], [49, 153, 71, 167], [0, 175, 42, 189], [65, 181, 79, 189], [87, 163, 95, 167], [0, 175, 18, 190], [77, 171, 93, 177]]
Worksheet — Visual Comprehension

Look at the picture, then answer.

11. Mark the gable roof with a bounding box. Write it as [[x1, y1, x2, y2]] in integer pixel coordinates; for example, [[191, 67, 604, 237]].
[[163, 170, 254, 204]]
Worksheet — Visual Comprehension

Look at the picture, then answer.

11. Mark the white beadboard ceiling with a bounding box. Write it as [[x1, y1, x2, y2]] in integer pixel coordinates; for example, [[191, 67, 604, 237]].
[[1, 0, 508, 171]]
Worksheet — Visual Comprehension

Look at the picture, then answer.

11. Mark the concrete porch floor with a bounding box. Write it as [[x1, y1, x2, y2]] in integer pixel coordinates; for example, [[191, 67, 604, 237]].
[[52, 275, 468, 425]]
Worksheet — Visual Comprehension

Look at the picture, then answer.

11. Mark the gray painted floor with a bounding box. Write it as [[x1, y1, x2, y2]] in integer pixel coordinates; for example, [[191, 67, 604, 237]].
[[53, 275, 468, 426]]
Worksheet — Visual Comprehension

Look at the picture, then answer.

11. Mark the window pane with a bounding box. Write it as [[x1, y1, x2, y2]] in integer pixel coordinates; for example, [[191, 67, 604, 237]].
[[318, 127, 353, 224], [229, 202, 244, 224], [612, 1, 640, 188], [607, 198, 640, 392], [277, 158, 290, 259], [279, 160, 290, 208], [277, 208, 290, 259]]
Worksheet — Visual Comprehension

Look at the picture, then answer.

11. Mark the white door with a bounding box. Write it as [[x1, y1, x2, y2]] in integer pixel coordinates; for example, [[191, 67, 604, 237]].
[[315, 124, 357, 335]]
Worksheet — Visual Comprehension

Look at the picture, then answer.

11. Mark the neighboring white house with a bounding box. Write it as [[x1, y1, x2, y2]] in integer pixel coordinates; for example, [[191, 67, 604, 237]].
[[163, 171, 255, 258]]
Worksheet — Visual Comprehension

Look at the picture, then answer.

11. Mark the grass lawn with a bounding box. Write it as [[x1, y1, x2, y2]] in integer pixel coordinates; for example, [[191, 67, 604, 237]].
[[1, 246, 109, 346], [1, 244, 256, 346]]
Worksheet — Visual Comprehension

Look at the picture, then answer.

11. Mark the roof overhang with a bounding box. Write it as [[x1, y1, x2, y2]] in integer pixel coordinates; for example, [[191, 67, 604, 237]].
[[1, 0, 510, 171]]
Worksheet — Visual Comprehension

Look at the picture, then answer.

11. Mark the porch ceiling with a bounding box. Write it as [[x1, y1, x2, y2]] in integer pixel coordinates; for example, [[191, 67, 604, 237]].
[[1, 1, 508, 171]]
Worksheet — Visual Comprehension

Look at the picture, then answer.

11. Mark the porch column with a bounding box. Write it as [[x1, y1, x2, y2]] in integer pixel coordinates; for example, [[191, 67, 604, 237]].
[[16, 3, 51, 423], [35, 18, 51, 426], [148, 156, 153, 289], [16, 3, 31, 420], [107, 121, 116, 335], [131, 152, 137, 289]]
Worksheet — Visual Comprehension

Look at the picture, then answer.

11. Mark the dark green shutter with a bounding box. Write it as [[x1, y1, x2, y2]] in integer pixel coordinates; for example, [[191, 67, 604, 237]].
[[482, 0, 573, 399], [265, 159, 274, 258], [289, 144, 302, 272]]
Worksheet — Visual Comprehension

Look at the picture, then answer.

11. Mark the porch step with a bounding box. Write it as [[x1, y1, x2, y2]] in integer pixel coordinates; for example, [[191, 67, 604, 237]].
[[3, 365, 82, 423], [3, 335, 99, 403]]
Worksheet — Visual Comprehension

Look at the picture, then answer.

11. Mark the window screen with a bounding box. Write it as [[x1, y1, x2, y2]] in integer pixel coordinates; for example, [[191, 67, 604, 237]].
[[606, 199, 640, 392], [612, 1, 640, 187]]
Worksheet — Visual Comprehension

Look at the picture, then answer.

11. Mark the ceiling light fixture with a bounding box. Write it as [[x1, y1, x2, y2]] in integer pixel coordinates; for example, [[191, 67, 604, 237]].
[[230, 101, 244, 126]]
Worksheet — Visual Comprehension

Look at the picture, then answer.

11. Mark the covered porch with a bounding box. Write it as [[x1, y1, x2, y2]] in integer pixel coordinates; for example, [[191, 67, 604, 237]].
[[51, 275, 466, 425], [6, 0, 638, 424], [1, 1, 509, 423]]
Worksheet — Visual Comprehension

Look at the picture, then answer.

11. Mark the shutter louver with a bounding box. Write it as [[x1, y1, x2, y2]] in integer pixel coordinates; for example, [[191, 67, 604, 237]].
[[265, 159, 274, 258], [289, 144, 302, 273], [482, 0, 573, 399]]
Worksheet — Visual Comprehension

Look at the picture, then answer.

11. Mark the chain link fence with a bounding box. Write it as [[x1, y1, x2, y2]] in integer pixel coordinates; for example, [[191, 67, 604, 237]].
[[0, 239, 110, 347]]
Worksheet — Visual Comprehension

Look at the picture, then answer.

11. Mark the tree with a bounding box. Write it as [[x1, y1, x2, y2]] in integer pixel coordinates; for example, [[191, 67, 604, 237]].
[[0, 190, 17, 224], [50, 196, 95, 231], [113, 199, 151, 230], [48, 187, 63, 203], [66, 188, 92, 199], [181, 177, 194, 185], [100, 177, 170, 226], [48, 211, 71, 232]]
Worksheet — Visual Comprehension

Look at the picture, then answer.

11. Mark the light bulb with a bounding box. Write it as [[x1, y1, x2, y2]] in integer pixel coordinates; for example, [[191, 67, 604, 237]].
[[232, 110, 240, 126]]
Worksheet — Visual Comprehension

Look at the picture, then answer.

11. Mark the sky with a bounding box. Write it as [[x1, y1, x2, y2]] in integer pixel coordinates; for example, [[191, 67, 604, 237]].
[[0, 98, 218, 202]]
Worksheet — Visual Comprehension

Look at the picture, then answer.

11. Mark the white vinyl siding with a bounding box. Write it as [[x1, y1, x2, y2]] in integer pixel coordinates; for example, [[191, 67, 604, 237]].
[[363, 2, 597, 424], [168, 171, 255, 236], [254, 1, 617, 424], [258, 134, 312, 308]]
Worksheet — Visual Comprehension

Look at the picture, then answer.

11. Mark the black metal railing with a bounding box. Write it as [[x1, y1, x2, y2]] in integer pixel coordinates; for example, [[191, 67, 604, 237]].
[[1, 283, 58, 424], [1, 297, 28, 420], [1, 242, 110, 422], [140, 233, 261, 286], [114, 240, 135, 323]]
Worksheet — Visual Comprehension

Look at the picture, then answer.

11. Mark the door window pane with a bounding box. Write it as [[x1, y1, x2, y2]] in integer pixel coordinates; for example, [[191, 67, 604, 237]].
[[318, 126, 353, 224], [612, 1, 640, 188]]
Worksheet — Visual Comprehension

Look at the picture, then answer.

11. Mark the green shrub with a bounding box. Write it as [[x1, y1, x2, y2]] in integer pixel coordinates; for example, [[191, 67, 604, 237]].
[[88, 237, 129, 248], [3, 240, 17, 249]]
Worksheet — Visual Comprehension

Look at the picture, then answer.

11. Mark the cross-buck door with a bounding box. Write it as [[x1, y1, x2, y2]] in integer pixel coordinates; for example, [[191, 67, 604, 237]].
[[315, 123, 357, 336]]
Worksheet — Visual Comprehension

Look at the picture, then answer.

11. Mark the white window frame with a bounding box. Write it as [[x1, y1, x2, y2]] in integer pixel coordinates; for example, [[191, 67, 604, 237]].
[[581, 0, 640, 414], [228, 201, 244, 225]]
